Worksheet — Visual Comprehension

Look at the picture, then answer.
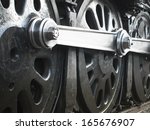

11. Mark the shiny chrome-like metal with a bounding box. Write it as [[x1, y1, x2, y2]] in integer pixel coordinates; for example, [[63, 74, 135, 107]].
[[29, 18, 150, 56], [57, 25, 150, 56], [131, 38, 150, 54], [57, 25, 116, 52]]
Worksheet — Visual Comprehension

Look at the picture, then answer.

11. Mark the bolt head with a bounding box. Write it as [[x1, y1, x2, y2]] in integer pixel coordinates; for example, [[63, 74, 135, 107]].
[[123, 37, 131, 49], [46, 27, 59, 41]]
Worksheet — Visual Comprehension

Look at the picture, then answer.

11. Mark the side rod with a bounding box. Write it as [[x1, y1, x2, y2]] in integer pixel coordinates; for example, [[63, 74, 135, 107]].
[[57, 26, 150, 56], [29, 18, 150, 56], [57, 26, 116, 52]]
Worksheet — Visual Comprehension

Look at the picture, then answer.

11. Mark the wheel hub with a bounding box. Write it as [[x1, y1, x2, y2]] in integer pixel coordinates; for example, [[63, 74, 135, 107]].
[[29, 18, 59, 49]]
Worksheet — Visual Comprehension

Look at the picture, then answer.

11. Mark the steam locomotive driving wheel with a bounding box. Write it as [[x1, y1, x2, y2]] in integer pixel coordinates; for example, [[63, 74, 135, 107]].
[[0, 0, 64, 112], [131, 12, 150, 103], [77, 0, 123, 112]]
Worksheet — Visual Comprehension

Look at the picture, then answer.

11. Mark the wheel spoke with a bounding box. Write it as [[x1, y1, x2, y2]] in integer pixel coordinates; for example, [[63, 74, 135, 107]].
[[86, 61, 95, 72], [101, 5, 106, 30], [32, 67, 49, 88], [89, 3, 102, 29], [94, 80, 105, 108], [89, 65, 100, 86], [108, 77, 114, 95]]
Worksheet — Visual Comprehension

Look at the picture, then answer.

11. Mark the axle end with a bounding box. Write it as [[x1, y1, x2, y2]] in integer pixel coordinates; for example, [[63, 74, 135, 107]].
[[117, 29, 132, 57], [28, 17, 58, 49]]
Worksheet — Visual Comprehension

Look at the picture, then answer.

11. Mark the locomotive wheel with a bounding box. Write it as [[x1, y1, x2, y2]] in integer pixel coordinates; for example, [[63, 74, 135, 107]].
[[0, 0, 64, 112], [77, 0, 123, 112], [131, 12, 150, 102]]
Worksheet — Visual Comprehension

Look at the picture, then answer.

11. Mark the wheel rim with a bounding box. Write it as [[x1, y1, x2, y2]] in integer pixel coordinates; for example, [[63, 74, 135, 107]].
[[131, 12, 150, 102], [0, 0, 63, 112], [77, 0, 123, 112]]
